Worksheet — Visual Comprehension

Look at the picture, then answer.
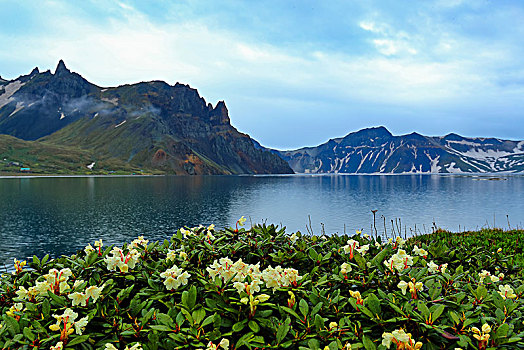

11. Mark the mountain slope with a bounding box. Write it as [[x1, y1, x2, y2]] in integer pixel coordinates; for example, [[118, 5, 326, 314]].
[[275, 126, 524, 174], [0, 61, 292, 175]]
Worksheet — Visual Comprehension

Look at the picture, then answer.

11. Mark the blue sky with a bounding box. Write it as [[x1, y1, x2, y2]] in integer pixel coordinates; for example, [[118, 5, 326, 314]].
[[1, 0, 524, 149]]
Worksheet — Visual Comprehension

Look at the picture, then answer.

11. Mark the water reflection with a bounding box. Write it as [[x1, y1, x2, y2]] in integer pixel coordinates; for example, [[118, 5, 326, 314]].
[[0, 175, 523, 266]]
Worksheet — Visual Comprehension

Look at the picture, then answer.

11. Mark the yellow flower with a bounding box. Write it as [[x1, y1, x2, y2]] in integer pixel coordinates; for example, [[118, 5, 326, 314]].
[[329, 321, 338, 329], [105, 344, 118, 350], [238, 216, 247, 226]]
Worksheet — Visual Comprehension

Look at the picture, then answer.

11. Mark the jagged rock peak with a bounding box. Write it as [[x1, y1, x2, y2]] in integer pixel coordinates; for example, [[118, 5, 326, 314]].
[[30, 67, 40, 76], [55, 59, 71, 76]]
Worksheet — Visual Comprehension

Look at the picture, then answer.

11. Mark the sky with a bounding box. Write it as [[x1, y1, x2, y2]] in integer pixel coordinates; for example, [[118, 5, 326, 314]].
[[1, 0, 524, 149]]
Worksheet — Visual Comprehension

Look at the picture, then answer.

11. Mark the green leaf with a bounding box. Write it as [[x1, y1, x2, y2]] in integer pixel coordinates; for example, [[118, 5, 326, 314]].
[[276, 318, 291, 344], [495, 323, 509, 340], [308, 247, 318, 261], [192, 308, 206, 325], [42, 299, 51, 318], [370, 246, 390, 267], [299, 299, 309, 317], [68, 335, 90, 346], [232, 321, 246, 332], [307, 339, 320, 350], [365, 293, 381, 316], [32, 255, 40, 267], [201, 315, 214, 328], [41, 254, 50, 265], [417, 300, 430, 319], [149, 325, 172, 331], [431, 304, 445, 323], [248, 320, 260, 333], [23, 327, 35, 342], [182, 285, 197, 310], [47, 290, 67, 307], [314, 314, 324, 331], [354, 252, 367, 270], [280, 306, 301, 320], [362, 335, 377, 350]]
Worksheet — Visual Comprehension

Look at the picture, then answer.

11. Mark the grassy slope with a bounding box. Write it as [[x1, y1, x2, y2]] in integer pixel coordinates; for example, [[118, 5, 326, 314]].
[[0, 134, 160, 175]]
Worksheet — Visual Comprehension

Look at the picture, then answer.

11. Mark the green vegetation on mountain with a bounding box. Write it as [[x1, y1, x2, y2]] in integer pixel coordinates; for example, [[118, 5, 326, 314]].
[[0, 61, 292, 175]]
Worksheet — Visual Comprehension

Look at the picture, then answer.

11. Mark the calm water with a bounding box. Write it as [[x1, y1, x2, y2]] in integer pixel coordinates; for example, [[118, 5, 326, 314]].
[[1, 174, 523, 266]]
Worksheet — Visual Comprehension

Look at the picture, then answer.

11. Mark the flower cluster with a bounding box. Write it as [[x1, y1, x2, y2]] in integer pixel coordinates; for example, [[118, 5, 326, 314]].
[[17, 268, 73, 300], [49, 308, 89, 341], [160, 265, 191, 290], [13, 258, 26, 274], [498, 284, 516, 299], [104, 247, 140, 273], [343, 239, 359, 259], [412, 245, 428, 258], [389, 236, 406, 249], [85, 239, 103, 255], [427, 261, 448, 274], [207, 257, 300, 292], [130, 236, 149, 249], [68, 281, 104, 306], [472, 324, 491, 349], [398, 279, 423, 299], [349, 290, 364, 305], [6, 303, 24, 320], [241, 293, 270, 317], [382, 329, 422, 349], [478, 270, 504, 283], [384, 249, 413, 272]]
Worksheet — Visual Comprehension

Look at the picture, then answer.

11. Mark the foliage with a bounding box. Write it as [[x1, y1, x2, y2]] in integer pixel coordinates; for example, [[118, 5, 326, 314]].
[[1, 223, 523, 349]]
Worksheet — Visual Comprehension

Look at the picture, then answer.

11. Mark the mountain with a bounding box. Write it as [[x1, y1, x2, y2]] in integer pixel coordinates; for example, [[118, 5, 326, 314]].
[[0, 61, 292, 175], [275, 126, 524, 174]]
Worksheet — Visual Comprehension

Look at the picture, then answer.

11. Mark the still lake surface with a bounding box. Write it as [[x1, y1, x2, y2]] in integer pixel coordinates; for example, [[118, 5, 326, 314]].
[[1, 174, 523, 266]]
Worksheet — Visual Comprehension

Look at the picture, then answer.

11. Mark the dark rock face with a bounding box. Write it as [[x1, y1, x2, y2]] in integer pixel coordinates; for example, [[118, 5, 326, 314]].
[[276, 127, 524, 174], [0, 61, 293, 175]]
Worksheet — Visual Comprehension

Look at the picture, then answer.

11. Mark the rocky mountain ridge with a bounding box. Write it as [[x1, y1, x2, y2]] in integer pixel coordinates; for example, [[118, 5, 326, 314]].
[[274, 126, 524, 174], [0, 61, 292, 175]]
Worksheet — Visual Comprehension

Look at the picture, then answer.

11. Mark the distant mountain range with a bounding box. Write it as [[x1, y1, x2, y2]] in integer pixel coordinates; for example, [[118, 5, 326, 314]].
[[0, 61, 292, 175], [272, 126, 524, 174], [2, 61, 523, 175]]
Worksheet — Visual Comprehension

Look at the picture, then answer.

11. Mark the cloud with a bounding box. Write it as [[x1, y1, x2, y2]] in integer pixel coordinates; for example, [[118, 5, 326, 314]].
[[1, 0, 524, 148]]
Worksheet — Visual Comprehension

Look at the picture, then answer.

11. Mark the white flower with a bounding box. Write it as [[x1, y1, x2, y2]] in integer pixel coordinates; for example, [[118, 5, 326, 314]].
[[166, 250, 177, 261], [428, 261, 439, 273], [498, 285, 516, 299], [412, 245, 428, 257], [356, 244, 370, 256], [84, 244, 95, 254], [218, 338, 229, 349], [68, 292, 88, 307], [340, 262, 351, 275], [398, 281, 409, 295], [161, 265, 191, 290]]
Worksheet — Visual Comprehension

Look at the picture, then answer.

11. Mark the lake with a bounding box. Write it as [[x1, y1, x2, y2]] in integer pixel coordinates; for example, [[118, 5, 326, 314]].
[[1, 174, 523, 266]]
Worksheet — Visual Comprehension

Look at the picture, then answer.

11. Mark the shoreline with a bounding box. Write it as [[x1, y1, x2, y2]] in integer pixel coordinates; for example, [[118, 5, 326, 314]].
[[0, 172, 523, 179]]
